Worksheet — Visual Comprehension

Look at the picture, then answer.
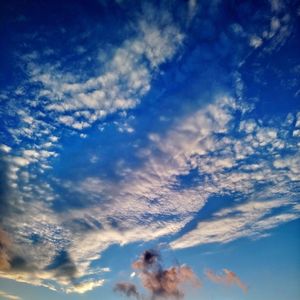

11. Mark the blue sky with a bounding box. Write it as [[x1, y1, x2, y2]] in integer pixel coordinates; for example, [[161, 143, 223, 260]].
[[0, 0, 299, 299]]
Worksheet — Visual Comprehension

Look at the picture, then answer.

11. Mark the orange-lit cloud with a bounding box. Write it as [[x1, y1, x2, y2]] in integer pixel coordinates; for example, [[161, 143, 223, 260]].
[[0, 229, 11, 271], [131, 249, 200, 299], [205, 268, 248, 293]]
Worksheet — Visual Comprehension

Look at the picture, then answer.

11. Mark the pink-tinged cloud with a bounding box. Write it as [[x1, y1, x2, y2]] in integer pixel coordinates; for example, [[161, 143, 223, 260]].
[[132, 249, 201, 299], [205, 268, 248, 293]]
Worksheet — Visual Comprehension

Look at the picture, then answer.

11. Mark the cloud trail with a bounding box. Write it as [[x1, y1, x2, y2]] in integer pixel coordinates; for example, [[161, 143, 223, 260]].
[[205, 268, 248, 293], [0, 290, 22, 300]]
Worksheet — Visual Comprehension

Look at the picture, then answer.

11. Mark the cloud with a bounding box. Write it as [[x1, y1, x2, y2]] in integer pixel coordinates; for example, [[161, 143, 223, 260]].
[[45, 250, 77, 283], [0, 0, 299, 294], [114, 282, 140, 299], [0, 229, 11, 271], [0, 290, 22, 300], [1, 95, 299, 294], [130, 249, 200, 299], [24, 8, 184, 134], [66, 279, 105, 294], [249, 35, 263, 48], [0, 144, 11, 153], [170, 199, 299, 249], [205, 268, 248, 293]]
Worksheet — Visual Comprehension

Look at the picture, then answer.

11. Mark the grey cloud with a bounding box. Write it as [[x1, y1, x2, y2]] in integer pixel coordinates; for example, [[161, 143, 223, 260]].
[[114, 282, 140, 299], [0, 229, 11, 271], [205, 268, 248, 293], [45, 250, 77, 282]]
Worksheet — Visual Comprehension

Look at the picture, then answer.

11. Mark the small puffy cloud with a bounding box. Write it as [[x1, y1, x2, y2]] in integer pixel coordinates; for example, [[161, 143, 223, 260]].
[[292, 129, 300, 137], [11, 157, 30, 167], [0, 144, 11, 153], [249, 35, 263, 48], [58, 115, 75, 127]]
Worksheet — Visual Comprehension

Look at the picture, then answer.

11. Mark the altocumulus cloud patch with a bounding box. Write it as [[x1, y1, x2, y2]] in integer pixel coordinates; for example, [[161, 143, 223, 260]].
[[0, 0, 299, 298]]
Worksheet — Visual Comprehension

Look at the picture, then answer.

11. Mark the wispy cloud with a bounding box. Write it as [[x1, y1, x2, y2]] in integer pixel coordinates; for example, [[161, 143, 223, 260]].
[[170, 199, 299, 249], [66, 279, 105, 294], [0, 290, 22, 300], [205, 268, 248, 293], [114, 282, 140, 299]]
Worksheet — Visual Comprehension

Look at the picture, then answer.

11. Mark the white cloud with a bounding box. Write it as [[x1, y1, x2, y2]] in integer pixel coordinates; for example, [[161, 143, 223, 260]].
[[2, 96, 299, 294], [249, 35, 263, 48], [11, 156, 30, 167], [295, 112, 300, 127], [170, 199, 297, 249], [57, 99, 299, 273], [66, 279, 105, 294], [292, 129, 300, 137], [0, 9, 185, 289], [0, 144, 12, 153], [26, 11, 183, 133], [1, 2, 298, 292]]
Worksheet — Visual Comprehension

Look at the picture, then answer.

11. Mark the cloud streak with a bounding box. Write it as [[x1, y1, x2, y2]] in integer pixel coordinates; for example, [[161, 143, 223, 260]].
[[205, 268, 248, 293], [0, 290, 22, 300]]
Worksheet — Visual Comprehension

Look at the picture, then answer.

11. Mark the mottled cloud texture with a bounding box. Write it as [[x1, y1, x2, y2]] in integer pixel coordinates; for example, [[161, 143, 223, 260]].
[[0, 0, 299, 295]]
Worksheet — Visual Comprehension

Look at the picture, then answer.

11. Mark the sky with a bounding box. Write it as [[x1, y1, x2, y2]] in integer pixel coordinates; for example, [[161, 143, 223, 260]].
[[0, 0, 300, 299]]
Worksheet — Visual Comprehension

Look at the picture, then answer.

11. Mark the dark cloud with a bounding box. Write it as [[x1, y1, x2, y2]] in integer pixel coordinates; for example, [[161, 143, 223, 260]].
[[0, 228, 31, 273], [205, 268, 248, 293], [0, 229, 11, 270], [132, 249, 160, 271], [10, 255, 28, 270], [46, 250, 77, 282], [114, 282, 140, 299]]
